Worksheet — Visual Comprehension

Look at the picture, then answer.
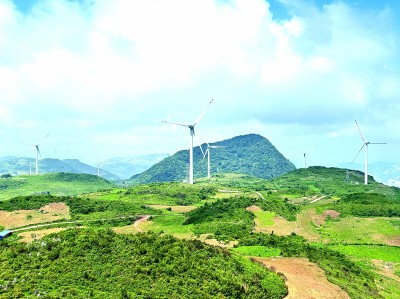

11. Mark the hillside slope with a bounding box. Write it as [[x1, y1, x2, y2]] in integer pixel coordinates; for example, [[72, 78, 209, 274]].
[[131, 134, 296, 183], [0, 173, 114, 200]]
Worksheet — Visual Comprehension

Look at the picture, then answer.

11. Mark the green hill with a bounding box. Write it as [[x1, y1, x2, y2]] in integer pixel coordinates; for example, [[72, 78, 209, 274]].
[[0, 229, 287, 298], [0, 173, 114, 200], [269, 166, 400, 199], [130, 134, 296, 184]]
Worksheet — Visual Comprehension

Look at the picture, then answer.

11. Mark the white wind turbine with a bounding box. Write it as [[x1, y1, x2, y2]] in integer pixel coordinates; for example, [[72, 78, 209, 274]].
[[295, 145, 317, 168], [32, 133, 49, 175], [353, 120, 386, 185], [163, 99, 213, 184], [205, 143, 225, 179]]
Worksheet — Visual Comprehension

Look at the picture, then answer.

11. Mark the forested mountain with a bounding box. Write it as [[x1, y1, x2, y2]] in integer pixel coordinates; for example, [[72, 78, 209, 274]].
[[130, 134, 296, 183], [0, 157, 119, 181]]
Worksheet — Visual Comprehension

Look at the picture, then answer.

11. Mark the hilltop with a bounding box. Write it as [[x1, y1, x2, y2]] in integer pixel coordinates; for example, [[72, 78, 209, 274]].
[[130, 134, 296, 184], [0, 172, 114, 201]]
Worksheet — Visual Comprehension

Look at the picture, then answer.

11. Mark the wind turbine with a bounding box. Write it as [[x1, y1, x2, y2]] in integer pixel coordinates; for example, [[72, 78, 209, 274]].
[[163, 99, 213, 184], [353, 120, 386, 185], [32, 133, 49, 175], [295, 145, 317, 168], [205, 143, 225, 179]]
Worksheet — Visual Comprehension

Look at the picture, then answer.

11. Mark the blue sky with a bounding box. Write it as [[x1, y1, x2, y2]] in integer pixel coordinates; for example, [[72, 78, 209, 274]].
[[1, 0, 399, 169]]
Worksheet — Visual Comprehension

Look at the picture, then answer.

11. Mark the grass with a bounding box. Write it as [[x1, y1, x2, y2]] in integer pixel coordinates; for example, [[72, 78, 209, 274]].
[[0, 173, 114, 200], [328, 245, 400, 263], [140, 215, 194, 237], [320, 217, 400, 245], [378, 277, 400, 299], [253, 211, 275, 226], [232, 246, 281, 257]]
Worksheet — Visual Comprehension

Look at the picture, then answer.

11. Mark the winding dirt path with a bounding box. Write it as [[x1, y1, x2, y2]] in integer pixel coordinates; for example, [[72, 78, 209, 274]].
[[133, 215, 150, 232]]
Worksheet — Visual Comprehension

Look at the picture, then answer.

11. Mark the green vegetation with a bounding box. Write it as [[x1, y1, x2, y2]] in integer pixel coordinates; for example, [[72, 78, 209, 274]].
[[86, 182, 217, 206], [318, 216, 400, 245], [2, 164, 399, 298], [0, 229, 288, 298], [0, 194, 159, 221], [253, 211, 275, 226], [233, 246, 281, 257], [328, 244, 400, 263], [0, 173, 114, 201], [184, 195, 299, 241], [131, 134, 295, 183], [238, 233, 381, 299], [269, 166, 400, 199], [323, 192, 400, 217]]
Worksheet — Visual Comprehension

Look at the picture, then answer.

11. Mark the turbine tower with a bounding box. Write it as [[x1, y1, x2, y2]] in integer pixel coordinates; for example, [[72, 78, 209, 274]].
[[163, 99, 213, 184], [353, 120, 386, 185], [295, 145, 317, 168], [206, 143, 224, 179], [32, 133, 49, 175]]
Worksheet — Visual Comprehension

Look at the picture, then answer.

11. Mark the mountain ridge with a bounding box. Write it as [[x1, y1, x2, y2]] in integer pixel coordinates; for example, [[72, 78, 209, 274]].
[[0, 157, 119, 181], [130, 133, 296, 183]]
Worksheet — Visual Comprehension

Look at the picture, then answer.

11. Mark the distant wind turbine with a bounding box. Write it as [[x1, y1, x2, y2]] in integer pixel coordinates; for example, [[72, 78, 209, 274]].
[[163, 99, 213, 184], [353, 120, 386, 185], [295, 145, 317, 168], [33, 133, 49, 175], [205, 143, 225, 179]]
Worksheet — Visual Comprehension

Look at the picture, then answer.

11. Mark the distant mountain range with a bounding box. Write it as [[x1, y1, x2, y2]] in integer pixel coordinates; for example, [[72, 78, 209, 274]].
[[0, 157, 119, 181], [98, 154, 168, 179], [130, 134, 296, 184]]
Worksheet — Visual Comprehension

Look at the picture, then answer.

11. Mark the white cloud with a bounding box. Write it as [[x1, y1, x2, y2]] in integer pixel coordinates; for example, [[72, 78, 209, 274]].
[[0, 0, 399, 164]]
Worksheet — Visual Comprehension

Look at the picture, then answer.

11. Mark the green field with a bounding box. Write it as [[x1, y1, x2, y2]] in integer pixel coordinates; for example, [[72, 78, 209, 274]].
[[232, 246, 281, 257], [329, 244, 400, 263], [319, 216, 400, 244]]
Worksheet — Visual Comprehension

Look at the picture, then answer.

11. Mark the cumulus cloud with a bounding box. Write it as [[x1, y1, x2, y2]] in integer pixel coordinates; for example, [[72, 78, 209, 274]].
[[0, 0, 399, 164]]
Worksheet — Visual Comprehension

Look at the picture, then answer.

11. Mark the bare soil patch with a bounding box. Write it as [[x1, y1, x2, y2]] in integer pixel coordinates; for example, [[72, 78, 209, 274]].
[[39, 202, 70, 217], [18, 227, 68, 243], [310, 209, 340, 227], [254, 257, 350, 299], [254, 215, 298, 235], [387, 235, 400, 247], [0, 203, 70, 229], [148, 205, 196, 213], [197, 234, 238, 248], [113, 215, 150, 234], [246, 205, 262, 212]]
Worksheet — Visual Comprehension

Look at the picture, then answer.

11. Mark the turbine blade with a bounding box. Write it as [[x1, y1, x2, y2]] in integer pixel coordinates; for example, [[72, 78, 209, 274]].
[[352, 144, 365, 163], [162, 120, 190, 127], [38, 133, 50, 145], [369, 142, 387, 145], [37, 146, 42, 158], [355, 120, 366, 143], [194, 99, 214, 125], [193, 131, 205, 158]]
